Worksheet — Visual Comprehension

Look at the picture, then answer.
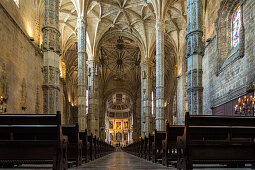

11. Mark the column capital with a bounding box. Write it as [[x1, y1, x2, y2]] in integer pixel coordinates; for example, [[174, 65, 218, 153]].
[[77, 17, 87, 27], [155, 18, 165, 30], [87, 59, 100, 69], [140, 60, 150, 67], [155, 18, 165, 24]]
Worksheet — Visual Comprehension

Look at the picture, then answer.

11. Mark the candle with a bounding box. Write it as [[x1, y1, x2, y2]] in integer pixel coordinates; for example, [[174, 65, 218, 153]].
[[238, 98, 241, 103]]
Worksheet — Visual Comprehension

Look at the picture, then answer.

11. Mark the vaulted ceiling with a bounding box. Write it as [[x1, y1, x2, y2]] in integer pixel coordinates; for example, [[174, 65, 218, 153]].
[[58, 0, 188, 103], [59, 0, 187, 58]]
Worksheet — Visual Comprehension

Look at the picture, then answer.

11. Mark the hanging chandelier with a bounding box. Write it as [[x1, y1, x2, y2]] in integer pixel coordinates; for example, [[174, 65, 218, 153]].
[[234, 95, 255, 116]]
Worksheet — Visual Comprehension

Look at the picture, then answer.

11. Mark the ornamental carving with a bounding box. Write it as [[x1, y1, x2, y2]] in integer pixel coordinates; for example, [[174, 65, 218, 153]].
[[186, 32, 204, 59], [186, 0, 204, 115], [0, 63, 8, 100], [21, 78, 27, 111], [43, 89, 48, 113], [35, 86, 40, 113]]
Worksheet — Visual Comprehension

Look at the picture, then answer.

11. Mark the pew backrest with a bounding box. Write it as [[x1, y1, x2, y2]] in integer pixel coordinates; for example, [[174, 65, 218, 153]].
[[0, 112, 61, 125], [62, 123, 80, 143], [187, 112, 255, 127], [166, 125, 184, 141]]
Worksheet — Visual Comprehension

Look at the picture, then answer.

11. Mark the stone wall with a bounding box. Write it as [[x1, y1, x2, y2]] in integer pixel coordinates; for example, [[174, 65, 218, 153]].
[[0, 1, 43, 113], [203, 0, 255, 114]]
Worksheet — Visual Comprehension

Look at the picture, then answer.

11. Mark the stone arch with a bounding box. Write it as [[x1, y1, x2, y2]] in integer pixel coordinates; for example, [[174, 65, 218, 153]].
[[103, 88, 135, 106]]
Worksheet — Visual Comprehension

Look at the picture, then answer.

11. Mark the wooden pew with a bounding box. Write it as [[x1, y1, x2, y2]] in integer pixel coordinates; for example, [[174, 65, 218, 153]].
[[138, 138, 144, 157], [152, 130, 166, 163], [162, 124, 184, 167], [146, 133, 154, 161], [0, 113, 61, 125], [142, 137, 148, 159], [177, 112, 255, 169], [0, 112, 68, 170], [62, 123, 82, 167], [79, 130, 89, 163], [79, 131, 114, 162], [87, 133, 95, 161], [93, 136, 100, 159], [123, 141, 136, 155]]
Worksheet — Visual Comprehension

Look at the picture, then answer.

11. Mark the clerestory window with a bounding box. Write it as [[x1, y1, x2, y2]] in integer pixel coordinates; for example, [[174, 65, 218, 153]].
[[232, 5, 241, 49], [86, 90, 89, 115]]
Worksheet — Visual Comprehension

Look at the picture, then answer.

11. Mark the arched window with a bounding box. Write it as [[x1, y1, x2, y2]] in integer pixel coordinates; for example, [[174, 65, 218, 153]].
[[13, 0, 19, 7], [86, 90, 89, 115], [232, 5, 241, 49], [151, 91, 154, 115], [216, 1, 244, 75]]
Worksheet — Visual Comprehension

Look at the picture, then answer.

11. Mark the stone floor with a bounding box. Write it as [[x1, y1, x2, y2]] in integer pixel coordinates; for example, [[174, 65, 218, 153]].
[[71, 151, 173, 170], [1, 151, 251, 169]]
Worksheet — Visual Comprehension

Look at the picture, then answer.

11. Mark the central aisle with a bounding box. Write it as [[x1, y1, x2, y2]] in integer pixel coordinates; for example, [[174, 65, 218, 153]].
[[72, 151, 173, 170]]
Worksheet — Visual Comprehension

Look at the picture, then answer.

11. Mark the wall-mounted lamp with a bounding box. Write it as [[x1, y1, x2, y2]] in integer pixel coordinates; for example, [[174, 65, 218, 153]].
[[0, 96, 7, 113], [29, 37, 35, 41]]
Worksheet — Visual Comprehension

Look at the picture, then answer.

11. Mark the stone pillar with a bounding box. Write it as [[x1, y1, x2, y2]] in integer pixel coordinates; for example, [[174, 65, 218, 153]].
[[186, 0, 204, 115], [77, 17, 87, 130], [141, 61, 152, 137], [88, 60, 99, 137], [155, 19, 165, 131], [42, 0, 60, 114]]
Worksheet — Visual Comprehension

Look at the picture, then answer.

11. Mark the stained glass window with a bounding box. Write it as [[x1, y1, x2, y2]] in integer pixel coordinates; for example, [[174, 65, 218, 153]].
[[232, 5, 241, 49], [86, 90, 89, 115], [13, 0, 19, 7], [151, 91, 154, 115]]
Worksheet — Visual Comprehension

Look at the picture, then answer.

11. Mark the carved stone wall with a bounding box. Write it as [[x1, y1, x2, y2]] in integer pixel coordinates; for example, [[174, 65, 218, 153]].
[[0, 2, 43, 113], [203, 0, 255, 114]]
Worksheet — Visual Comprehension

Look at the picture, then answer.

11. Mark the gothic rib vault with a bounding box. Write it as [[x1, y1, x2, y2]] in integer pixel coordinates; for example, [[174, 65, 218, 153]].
[[37, 0, 198, 140]]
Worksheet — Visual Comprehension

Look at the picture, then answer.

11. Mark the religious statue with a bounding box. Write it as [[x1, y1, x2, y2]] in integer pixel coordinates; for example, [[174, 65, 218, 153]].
[[0, 63, 8, 113]]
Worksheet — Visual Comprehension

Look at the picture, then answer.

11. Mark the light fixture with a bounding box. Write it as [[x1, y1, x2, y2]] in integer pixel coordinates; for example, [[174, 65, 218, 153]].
[[235, 95, 255, 116], [29, 37, 35, 41]]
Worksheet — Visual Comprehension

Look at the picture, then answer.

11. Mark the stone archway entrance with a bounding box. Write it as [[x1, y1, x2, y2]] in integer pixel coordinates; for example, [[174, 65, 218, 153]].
[[105, 92, 133, 147]]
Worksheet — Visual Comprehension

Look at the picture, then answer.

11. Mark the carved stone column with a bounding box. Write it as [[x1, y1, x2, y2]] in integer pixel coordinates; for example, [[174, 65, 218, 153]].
[[42, 0, 60, 114], [77, 17, 87, 130], [141, 61, 152, 137], [88, 60, 99, 137], [155, 19, 165, 131], [186, 0, 204, 115]]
